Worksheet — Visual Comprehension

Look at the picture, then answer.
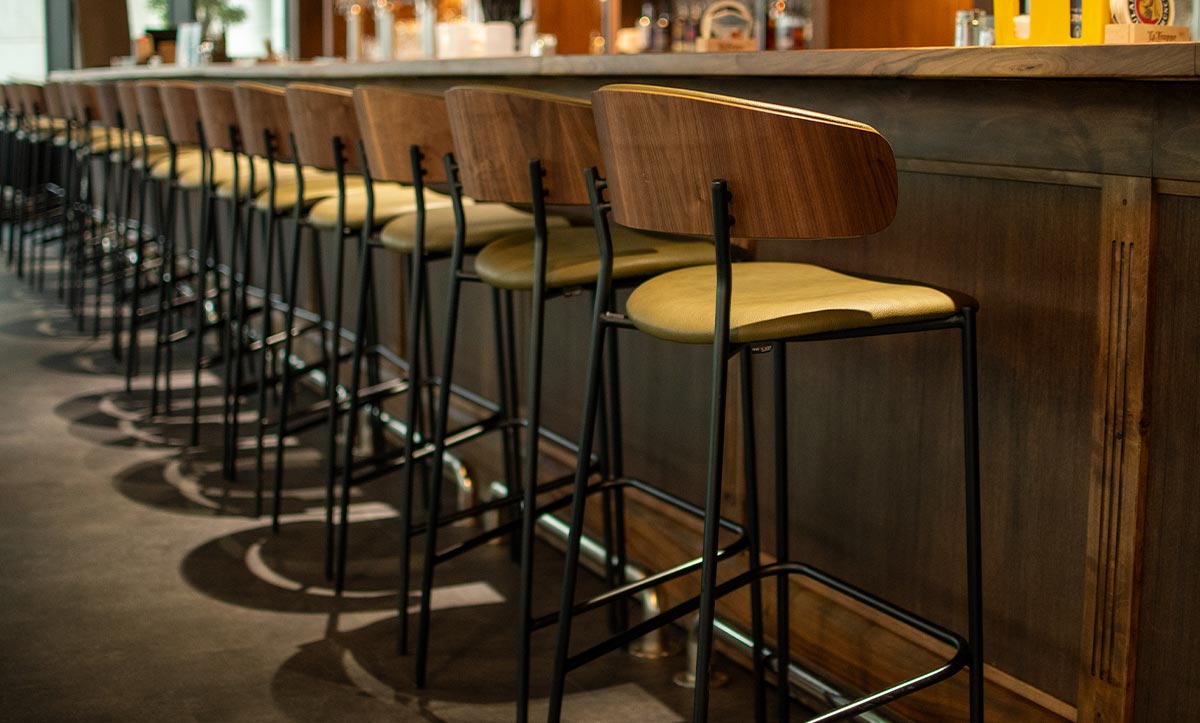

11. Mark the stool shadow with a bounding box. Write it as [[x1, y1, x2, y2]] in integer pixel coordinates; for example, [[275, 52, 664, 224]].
[[179, 517, 403, 614]]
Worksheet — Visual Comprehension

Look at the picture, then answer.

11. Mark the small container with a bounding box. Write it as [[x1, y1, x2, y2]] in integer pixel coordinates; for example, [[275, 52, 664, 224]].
[[955, 10, 976, 46]]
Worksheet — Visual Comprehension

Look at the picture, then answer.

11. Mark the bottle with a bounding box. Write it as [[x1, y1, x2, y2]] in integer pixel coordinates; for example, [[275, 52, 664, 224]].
[[686, 2, 701, 50], [655, 4, 673, 52], [638, 2, 654, 52], [672, 0, 687, 51]]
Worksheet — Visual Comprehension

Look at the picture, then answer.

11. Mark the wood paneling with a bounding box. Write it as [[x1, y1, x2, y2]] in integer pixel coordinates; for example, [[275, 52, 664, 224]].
[[1131, 193, 1200, 722], [75, 0, 131, 68], [536, 0, 601, 56], [749, 172, 1100, 705], [1076, 177, 1154, 723], [828, 0, 972, 48]]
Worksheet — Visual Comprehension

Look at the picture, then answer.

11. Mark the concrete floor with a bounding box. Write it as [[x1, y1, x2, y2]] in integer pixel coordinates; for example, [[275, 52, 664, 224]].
[[0, 268, 780, 722]]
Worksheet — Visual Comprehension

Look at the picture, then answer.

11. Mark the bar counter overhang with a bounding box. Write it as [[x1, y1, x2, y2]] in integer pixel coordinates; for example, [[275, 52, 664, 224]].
[[51, 44, 1200, 723]]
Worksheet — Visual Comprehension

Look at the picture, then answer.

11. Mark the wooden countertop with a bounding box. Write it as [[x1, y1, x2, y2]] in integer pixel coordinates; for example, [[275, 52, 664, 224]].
[[49, 43, 1200, 82]]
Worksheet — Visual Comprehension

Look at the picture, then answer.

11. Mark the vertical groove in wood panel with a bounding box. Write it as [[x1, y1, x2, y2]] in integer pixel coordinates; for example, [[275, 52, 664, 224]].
[[1078, 177, 1154, 723]]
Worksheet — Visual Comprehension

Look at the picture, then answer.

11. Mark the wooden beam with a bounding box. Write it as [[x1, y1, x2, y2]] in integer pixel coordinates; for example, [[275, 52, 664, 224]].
[[1076, 176, 1155, 723]]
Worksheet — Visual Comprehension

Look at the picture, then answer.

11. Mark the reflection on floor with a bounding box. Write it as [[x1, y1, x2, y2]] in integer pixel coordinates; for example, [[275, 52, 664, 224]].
[[0, 270, 802, 721]]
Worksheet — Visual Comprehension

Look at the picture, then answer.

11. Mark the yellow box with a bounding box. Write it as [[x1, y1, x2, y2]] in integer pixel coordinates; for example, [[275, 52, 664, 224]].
[[994, 0, 1109, 45]]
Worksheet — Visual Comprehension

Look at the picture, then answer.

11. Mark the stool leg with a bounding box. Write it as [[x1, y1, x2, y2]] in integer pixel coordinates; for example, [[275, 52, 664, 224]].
[[960, 308, 984, 722], [605, 303, 629, 633], [740, 348, 767, 722], [772, 343, 790, 723], [271, 219, 306, 532], [125, 171, 150, 393], [547, 273, 611, 723], [336, 239, 374, 594], [693, 181, 735, 723], [516, 161, 553, 722], [414, 214, 467, 690], [150, 180, 177, 417], [397, 252, 428, 655], [253, 208, 280, 517], [166, 185, 202, 415], [188, 187, 215, 445], [225, 195, 254, 481], [322, 226, 347, 582]]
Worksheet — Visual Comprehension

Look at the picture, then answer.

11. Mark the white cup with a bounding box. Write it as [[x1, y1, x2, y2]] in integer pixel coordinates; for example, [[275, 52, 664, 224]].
[[479, 21, 516, 56], [437, 23, 473, 58]]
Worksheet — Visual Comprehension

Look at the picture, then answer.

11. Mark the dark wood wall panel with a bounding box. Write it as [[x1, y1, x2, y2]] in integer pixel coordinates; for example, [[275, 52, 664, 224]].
[[748, 172, 1100, 703], [404, 171, 1101, 705], [827, 0, 973, 48], [1133, 192, 1200, 722]]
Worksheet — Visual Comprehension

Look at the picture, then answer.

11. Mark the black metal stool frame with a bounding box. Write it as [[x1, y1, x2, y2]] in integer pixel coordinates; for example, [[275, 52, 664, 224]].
[[548, 171, 984, 723]]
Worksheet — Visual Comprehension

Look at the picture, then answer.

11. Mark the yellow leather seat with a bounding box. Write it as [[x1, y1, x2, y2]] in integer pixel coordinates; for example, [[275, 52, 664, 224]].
[[378, 202, 564, 255], [625, 261, 962, 344], [213, 158, 319, 200], [474, 223, 714, 291], [306, 183, 453, 231], [112, 133, 171, 164], [130, 148, 174, 171], [148, 147, 205, 181], [250, 170, 352, 213]]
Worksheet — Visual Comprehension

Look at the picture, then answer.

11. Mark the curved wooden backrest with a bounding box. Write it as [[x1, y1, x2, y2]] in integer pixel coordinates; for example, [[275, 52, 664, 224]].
[[444, 85, 598, 206], [591, 85, 897, 240], [89, 82, 122, 128], [158, 81, 202, 146], [232, 81, 293, 161], [284, 83, 361, 173], [195, 82, 239, 152], [19, 84, 46, 118], [353, 86, 454, 185], [115, 81, 142, 133], [43, 82, 67, 119], [134, 81, 167, 137], [66, 82, 100, 125]]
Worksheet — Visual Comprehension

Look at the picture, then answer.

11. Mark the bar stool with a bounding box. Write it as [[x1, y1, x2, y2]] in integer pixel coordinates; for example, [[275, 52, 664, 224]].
[[334, 84, 569, 608], [411, 85, 716, 719], [189, 82, 277, 468], [270, 83, 437, 575], [145, 80, 214, 417], [62, 82, 119, 334], [115, 79, 173, 390], [89, 82, 135, 347], [230, 81, 344, 515], [11, 84, 62, 291], [548, 84, 984, 723]]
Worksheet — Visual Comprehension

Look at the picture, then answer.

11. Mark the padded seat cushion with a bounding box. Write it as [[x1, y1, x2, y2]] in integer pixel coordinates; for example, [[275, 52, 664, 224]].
[[148, 147, 205, 181], [626, 261, 963, 344], [251, 174, 348, 213], [306, 184, 452, 231], [475, 223, 714, 291], [378, 202, 560, 255], [213, 158, 311, 199]]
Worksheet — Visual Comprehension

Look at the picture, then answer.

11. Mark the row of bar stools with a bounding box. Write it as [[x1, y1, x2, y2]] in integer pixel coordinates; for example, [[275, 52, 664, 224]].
[[271, 83, 435, 578], [545, 84, 984, 722], [232, 81, 345, 519], [114, 79, 173, 392], [337, 85, 559, 608], [7, 83, 72, 295], [384, 86, 714, 720]]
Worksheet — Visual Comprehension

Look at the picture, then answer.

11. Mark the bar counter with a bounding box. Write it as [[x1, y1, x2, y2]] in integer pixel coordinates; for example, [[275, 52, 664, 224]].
[[53, 45, 1200, 723]]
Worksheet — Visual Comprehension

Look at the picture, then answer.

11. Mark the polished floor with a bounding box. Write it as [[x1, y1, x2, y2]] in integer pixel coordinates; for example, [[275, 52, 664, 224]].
[[0, 267, 778, 722]]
